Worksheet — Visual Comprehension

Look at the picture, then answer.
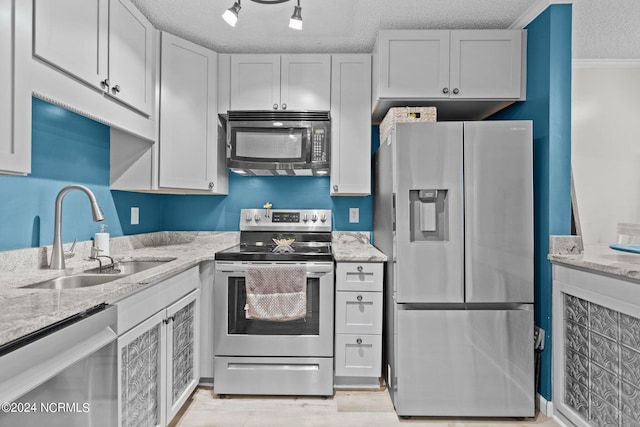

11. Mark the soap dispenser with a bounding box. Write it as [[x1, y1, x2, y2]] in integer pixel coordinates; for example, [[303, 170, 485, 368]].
[[95, 224, 110, 256]]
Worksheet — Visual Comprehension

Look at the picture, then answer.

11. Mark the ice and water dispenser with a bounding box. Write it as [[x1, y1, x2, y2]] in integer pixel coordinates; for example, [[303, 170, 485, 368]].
[[409, 189, 449, 241]]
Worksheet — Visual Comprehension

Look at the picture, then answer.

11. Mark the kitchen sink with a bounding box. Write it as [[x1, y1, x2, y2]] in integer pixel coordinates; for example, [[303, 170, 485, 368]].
[[22, 273, 129, 290], [22, 259, 175, 290], [84, 259, 174, 275]]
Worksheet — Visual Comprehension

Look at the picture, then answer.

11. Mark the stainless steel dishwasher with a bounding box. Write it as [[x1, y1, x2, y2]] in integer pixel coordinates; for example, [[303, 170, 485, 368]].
[[0, 304, 118, 426]]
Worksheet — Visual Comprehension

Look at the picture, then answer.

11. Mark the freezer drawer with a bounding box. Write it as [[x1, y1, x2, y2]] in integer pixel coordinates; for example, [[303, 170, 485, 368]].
[[394, 308, 534, 417]]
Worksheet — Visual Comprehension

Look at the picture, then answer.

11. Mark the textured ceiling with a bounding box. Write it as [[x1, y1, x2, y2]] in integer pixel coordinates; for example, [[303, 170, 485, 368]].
[[129, 0, 640, 60]]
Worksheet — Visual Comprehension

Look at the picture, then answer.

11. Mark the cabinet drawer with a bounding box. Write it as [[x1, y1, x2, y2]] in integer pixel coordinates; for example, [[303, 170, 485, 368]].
[[335, 291, 383, 335], [335, 334, 382, 377], [336, 263, 383, 292]]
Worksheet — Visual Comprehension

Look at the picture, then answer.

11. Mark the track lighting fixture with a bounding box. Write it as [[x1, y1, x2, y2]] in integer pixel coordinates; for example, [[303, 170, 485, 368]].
[[222, 0, 303, 30], [289, 0, 302, 30]]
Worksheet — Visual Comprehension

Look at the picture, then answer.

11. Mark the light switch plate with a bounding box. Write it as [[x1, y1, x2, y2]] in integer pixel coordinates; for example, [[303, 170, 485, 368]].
[[131, 207, 139, 225], [349, 208, 359, 223]]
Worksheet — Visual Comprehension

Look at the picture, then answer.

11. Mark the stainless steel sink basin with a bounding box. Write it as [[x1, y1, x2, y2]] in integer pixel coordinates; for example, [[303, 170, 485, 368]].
[[84, 260, 173, 275], [22, 273, 129, 290]]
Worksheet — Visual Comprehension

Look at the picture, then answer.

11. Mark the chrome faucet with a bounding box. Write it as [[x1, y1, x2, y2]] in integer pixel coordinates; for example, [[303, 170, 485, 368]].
[[49, 185, 104, 269]]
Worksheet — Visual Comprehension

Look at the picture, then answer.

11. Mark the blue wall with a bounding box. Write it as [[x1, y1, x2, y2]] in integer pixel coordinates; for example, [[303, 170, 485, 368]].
[[0, 98, 130, 251], [1, 98, 373, 252], [491, 4, 573, 401]]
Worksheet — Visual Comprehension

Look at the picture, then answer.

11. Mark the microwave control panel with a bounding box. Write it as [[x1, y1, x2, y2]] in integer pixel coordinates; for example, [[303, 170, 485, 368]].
[[311, 128, 327, 162]]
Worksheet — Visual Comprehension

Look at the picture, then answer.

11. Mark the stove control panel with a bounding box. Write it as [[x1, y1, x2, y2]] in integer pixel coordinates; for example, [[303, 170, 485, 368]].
[[240, 209, 332, 232]]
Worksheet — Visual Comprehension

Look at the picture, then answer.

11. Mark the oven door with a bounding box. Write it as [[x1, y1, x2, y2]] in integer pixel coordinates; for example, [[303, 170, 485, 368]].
[[214, 261, 334, 357]]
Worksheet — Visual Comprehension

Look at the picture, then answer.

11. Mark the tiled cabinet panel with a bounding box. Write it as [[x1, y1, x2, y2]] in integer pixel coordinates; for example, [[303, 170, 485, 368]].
[[334, 262, 383, 388], [559, 292, 640, 427], [119, 311, 163, 427], [118, 289, 200, 427], [0, 0, 30, 175]]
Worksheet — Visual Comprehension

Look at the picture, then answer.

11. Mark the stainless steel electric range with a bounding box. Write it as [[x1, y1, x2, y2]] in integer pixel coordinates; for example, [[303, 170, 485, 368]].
[[213, 209, 334, 396]]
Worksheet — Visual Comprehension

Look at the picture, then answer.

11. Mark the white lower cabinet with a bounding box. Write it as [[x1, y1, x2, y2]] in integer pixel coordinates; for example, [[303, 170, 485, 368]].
[[116, 267, 200, 427], [334, 262, 383, 388]]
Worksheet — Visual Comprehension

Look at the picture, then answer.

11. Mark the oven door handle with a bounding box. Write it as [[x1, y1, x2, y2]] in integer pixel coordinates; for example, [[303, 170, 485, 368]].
[[215, 262, 333, 275]]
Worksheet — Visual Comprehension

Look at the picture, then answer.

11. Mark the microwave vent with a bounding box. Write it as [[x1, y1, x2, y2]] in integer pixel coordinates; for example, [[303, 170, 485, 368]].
[[227, 111, 330, 122]]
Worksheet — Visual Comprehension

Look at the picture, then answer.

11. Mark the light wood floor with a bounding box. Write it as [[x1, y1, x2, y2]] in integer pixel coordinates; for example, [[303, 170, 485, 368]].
[[169, 387, 560, 427]]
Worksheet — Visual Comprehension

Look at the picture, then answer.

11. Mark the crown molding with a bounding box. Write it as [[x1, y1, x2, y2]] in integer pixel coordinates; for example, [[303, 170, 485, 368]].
[[510, 0, 573, 29], [573, 59, 640, 68]]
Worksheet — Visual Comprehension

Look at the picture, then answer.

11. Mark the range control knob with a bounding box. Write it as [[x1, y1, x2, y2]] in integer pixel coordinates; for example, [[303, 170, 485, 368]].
[[245, 213, 252, 222], [302, 214, 309, 222], [254, 214, 261, 222], [320, 214, 327, 223], [311, 214, 318, 222]]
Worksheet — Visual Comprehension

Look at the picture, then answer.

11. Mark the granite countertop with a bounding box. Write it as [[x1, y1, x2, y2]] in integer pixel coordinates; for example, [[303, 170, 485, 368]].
[[548, 235, 640, 281], [331, 232, 387, 262], [0, 232, 239, 347], [0, 231, 386, 348]]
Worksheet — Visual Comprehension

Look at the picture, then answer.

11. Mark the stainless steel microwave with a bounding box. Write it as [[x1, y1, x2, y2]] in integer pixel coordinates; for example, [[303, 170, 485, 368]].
[[226, 111, 330, 176]]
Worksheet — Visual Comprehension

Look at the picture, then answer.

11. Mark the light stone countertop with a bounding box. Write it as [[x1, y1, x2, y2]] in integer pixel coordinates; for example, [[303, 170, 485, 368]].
[[331, 232, 387, 262], [0, 232, 239, 347], [548, 236, 640, 282], [0, 231, 386, 348]]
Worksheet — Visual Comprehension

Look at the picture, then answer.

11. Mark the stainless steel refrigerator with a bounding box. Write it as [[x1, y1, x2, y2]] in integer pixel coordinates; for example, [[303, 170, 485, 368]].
[[374, 121, 534, 417]]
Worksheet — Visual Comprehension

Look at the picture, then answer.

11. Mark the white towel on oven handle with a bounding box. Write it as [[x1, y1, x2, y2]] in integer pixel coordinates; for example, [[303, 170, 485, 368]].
[[245, 264, 307, 321]]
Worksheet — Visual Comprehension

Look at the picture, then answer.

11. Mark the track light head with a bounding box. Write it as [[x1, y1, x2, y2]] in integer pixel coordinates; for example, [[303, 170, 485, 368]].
[[289, 2, 302, 30], [222, 1, 241, 27]]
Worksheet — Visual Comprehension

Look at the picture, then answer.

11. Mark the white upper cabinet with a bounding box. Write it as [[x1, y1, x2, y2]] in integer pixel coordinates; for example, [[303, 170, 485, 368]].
[[450, 30, 523, 99], [33, 0, 154, 116], [159, 32, 228, 194], [280, 55, 331, 111], [33, 0, 108, 92], [229, 54, 330, 111], [330, 55, 371, 196], [108, 0, 154, 114], [375, 30, 450, 100], [1, 0, 31, 175], [372, 29, 526, 121]]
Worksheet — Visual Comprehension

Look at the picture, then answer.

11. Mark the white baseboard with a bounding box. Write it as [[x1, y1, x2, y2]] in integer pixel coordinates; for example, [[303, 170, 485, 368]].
[[536, 393, 554, 417]]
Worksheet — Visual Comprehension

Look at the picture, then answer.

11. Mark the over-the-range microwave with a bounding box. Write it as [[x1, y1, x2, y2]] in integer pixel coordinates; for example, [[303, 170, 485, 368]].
[[225, 110, 330, 176]]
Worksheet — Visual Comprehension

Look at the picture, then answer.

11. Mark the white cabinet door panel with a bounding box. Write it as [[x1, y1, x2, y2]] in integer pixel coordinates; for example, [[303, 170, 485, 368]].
[[33, 0, 108, 90], [159, 33, 218, 191], [450, 30, 523, 99], [108, 0, 154, 115], [280, 55, 331, 111], [330, 54, 371, 196], [377, 30, 449, 99], [230, 54, 280, 110]]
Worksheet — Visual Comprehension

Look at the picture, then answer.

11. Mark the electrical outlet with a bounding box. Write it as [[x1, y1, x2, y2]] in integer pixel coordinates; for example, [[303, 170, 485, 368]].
[[131, 207, 139, 225], [349, 208, 359, 223]]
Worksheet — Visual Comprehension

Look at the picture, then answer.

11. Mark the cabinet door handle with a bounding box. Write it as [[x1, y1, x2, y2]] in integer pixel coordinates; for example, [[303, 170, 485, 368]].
[[209, 182, 214, 189], [452, 88, 459, 95], [333, 185, 338, 192], [112, 84, 121, 94], [356, 295, 363, 302], [282, 103, 287, 110], [356, 338, 362, 345], [101, 79, 110, 89], [442, 87, 449, 94], [273, 104, 279, 110], [357, 265, 363, 272]]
